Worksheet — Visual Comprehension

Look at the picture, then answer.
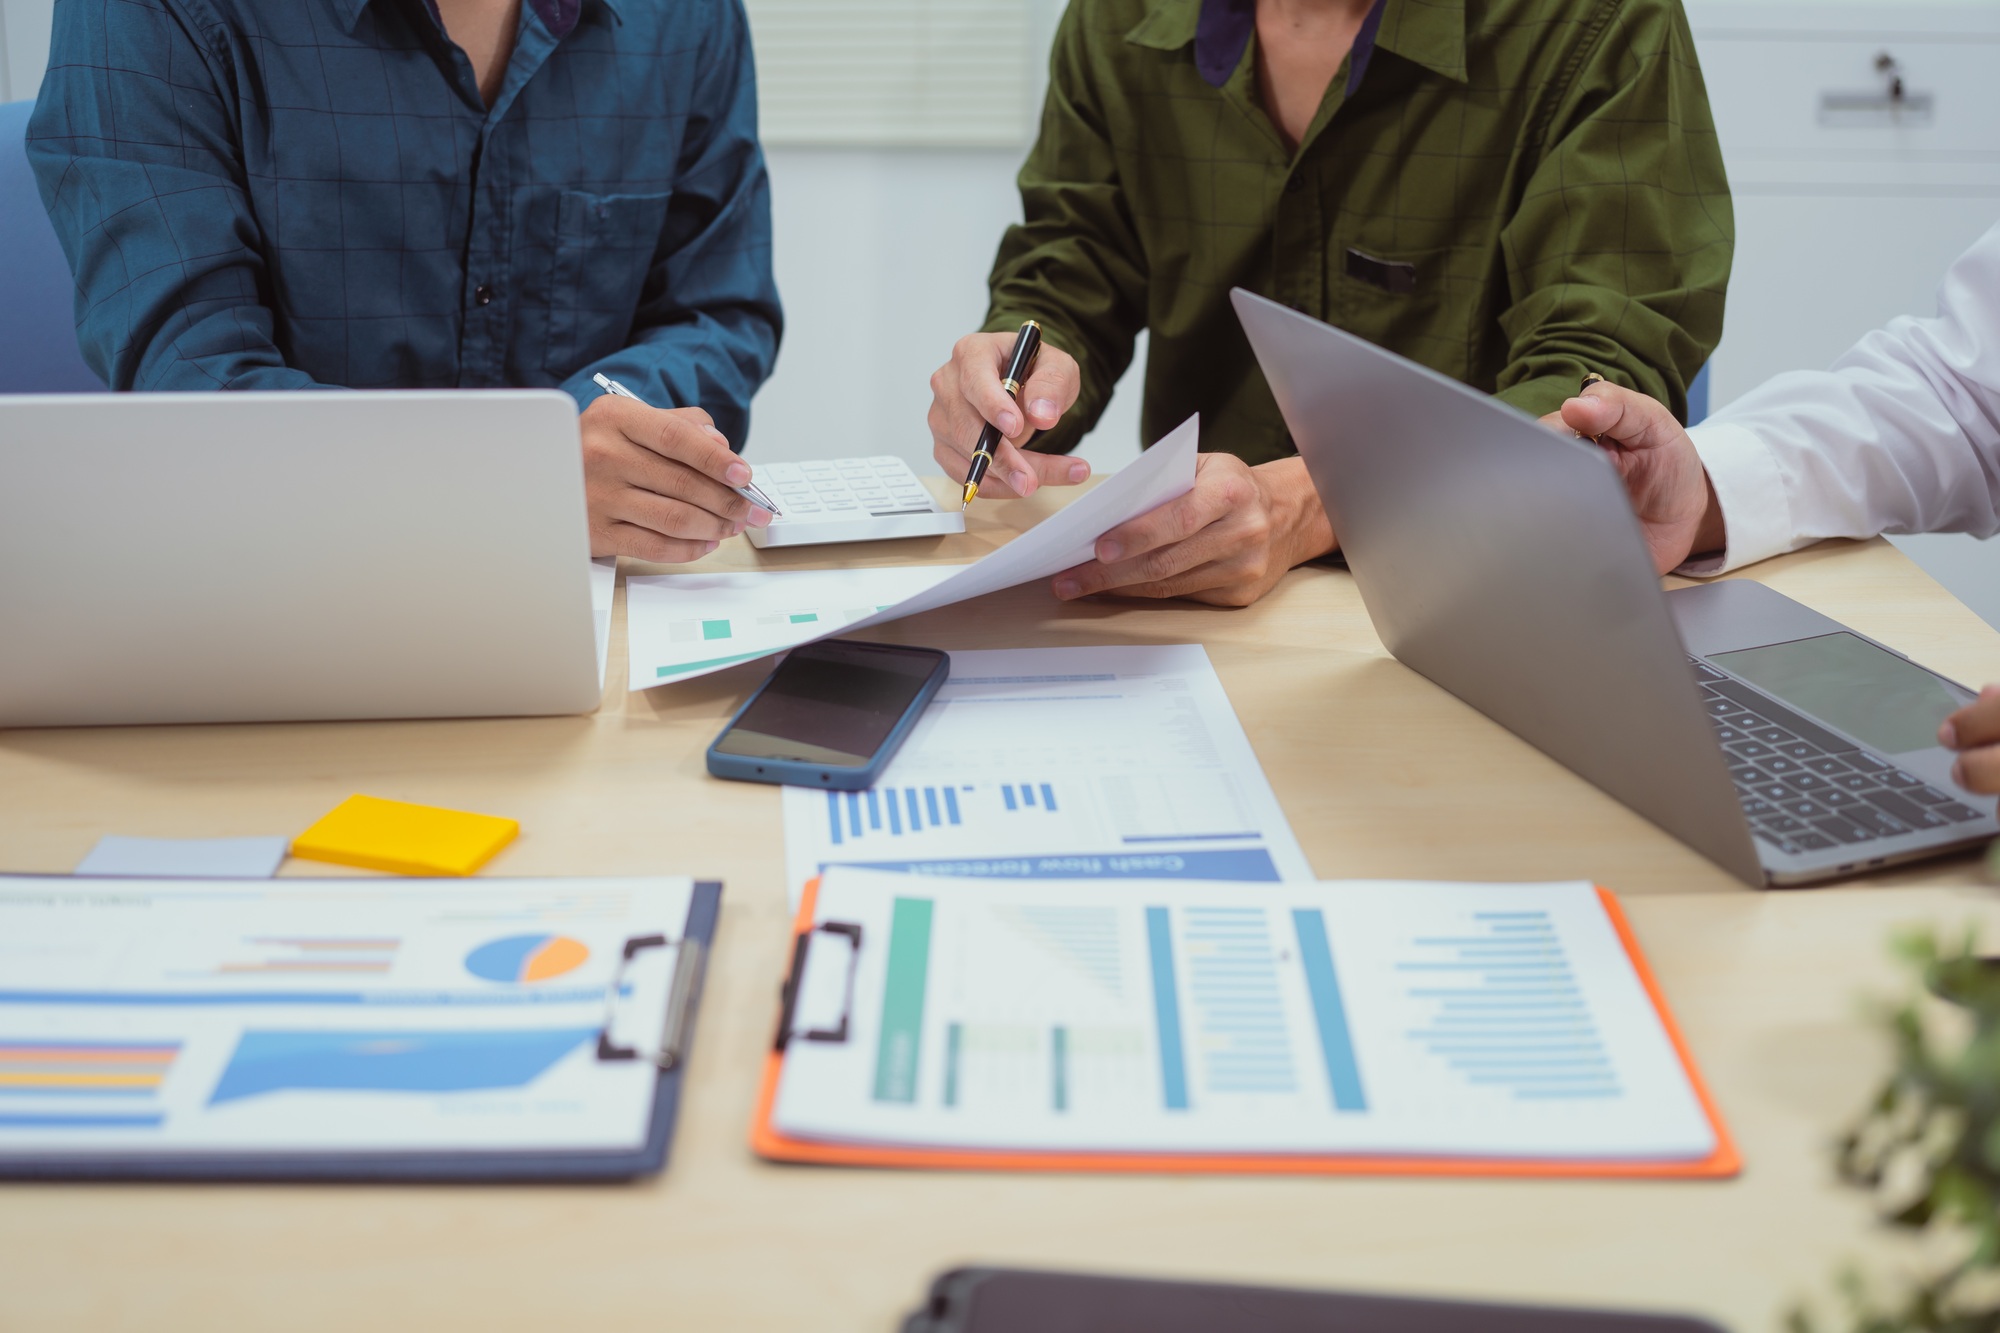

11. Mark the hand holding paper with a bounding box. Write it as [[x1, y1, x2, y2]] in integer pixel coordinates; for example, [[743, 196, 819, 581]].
[[626, 417, 1202, 689]]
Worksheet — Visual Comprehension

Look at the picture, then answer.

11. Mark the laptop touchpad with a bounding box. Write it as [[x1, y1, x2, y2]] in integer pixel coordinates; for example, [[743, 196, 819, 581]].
[[1709, 632, 1966, 757]]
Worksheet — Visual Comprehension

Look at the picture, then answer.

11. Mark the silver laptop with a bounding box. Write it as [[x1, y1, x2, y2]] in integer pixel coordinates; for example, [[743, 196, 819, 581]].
[[0, 391, 601, 727], [1232, 289, 1999, 886]]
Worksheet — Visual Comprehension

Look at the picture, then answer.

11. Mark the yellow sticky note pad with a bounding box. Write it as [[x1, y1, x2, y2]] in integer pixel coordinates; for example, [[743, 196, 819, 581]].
[[291, 794, 518, 877]]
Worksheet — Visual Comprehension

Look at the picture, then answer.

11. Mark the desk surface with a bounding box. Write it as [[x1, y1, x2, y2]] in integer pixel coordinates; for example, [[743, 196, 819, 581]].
[[3, 487, 1997, 1331]]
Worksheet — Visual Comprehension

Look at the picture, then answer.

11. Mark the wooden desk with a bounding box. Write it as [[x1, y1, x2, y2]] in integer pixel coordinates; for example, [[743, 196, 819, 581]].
[[3, 492, 1998, 1331]]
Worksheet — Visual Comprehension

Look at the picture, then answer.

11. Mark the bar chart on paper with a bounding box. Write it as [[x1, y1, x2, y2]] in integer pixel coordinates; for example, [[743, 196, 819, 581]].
[[625, 566, 960, 686], [783, 645, 1314, 902], [769, 872, 1723, 1165]]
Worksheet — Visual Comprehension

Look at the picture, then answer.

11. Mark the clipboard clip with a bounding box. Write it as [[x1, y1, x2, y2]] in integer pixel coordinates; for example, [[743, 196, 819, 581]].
[[774, 921, 863, 1052], [596, 932, 706, 1071]]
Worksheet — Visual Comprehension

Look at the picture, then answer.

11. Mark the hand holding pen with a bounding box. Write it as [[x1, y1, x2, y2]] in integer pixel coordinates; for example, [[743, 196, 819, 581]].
[[926, 323, 1093, 502], [578, 374, 776, 564]]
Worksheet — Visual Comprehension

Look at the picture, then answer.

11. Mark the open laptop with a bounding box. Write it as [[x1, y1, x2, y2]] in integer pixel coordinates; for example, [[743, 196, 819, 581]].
[[1232, 289, 1998, 886], [0, 391, 602, 727]]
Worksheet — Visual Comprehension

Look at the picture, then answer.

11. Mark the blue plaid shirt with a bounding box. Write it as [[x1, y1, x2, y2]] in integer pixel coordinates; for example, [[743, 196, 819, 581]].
[[27, 0, 781, 449]]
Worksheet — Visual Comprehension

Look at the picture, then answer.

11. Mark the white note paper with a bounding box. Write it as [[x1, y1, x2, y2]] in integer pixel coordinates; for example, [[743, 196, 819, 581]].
[[75, 835, 290, 879], [773, 870, 1718, 1163], [625, 416, 1201, 689], [780, 644, 1314, 906]]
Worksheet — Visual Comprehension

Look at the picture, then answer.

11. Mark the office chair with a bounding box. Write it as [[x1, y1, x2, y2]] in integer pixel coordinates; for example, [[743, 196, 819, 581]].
[[0, 99, 102, 393]]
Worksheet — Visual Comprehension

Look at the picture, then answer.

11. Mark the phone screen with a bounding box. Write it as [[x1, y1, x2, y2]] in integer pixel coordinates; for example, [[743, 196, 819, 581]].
[[713, 643, 944, 768]]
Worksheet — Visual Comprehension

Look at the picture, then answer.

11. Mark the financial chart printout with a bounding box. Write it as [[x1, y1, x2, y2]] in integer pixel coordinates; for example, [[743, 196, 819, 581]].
[[780, 645, 1314, 906], [0, 876, 691, 1156], [773, 870, 1716, 1162], [625, 418, 1201, 689]]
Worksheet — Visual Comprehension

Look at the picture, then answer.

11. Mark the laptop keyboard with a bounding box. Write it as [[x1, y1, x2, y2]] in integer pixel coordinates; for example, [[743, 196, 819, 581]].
[[1689, 657, 1987, 856]]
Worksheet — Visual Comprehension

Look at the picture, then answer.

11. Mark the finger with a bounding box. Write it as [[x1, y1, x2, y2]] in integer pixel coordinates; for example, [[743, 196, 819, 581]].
[[1055, 555, 1250, 605], [600, 520, 718, 565], [1557, 384, 1682, 454], [1951, 742, 2000, 795], [1940, 685, 2000, 749], [931, 431, 1027, 500], [601, 396, 752, 491], [1019, 348, 1082, 432], [1054, 523, 1227, 600], [961, 343, 1029, 440], [611, 488, 745, 543], [616, 439, 761, 525], [1091, 486, 1228, 564], [989, 439, 1088, 497]]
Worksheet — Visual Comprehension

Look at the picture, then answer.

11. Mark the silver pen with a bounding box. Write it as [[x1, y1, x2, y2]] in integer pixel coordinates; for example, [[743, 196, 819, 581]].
[[591, 373, 782, 517]]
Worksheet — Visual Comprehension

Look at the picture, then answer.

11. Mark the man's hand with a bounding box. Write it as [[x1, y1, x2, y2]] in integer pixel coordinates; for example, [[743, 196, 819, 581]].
[[1941, 687, 2000, 800], [1050, 455, 1335, 608], [1546, 383, 1724, 574], [580, 394, 772, 562], [927, 332, 1092, 499]]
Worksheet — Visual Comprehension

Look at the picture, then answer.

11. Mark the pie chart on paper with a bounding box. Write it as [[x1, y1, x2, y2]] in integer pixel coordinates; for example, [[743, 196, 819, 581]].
[[464, 933, 590, 984]]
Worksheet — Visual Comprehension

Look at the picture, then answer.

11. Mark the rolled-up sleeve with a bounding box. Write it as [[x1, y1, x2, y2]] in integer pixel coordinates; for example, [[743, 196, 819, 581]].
[[1492, 0, 1732, 421]]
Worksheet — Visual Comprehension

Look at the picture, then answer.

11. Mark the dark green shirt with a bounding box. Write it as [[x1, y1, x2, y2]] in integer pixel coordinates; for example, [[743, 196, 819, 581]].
[[985, 0, 1733, 464]]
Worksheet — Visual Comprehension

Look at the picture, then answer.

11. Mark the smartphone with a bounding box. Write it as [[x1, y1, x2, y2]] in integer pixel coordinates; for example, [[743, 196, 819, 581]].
[[705, 640, 950, 789]]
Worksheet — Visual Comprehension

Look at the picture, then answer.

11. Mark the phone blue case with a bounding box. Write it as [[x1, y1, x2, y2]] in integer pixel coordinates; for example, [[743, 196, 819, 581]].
[[705, 645, 949, 790]]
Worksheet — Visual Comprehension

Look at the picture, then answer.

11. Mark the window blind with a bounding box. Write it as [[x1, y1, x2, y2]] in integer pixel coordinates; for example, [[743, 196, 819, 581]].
[[744, 0, 1034, 147]]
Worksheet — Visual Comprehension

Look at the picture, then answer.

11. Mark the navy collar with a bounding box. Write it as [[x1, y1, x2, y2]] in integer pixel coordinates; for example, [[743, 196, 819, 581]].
[[334, 0, 596, 40], [1194, 0, 1389, 93]]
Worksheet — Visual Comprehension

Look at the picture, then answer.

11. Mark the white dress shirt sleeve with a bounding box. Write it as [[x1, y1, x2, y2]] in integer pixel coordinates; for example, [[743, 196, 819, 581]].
[[1677, 220, 2000, 576]]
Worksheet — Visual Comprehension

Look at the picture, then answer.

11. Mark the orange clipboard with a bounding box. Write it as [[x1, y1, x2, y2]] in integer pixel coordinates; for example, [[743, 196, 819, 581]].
[[750, 878, 1740, 1179]]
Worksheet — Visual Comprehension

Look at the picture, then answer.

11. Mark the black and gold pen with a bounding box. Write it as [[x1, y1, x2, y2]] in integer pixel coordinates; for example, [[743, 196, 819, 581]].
[[961, 320, 1043, 506]]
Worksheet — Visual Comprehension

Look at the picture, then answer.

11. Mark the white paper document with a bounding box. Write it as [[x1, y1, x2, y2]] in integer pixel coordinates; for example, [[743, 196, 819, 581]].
[[780, 644, 1314, 906], [0, 876, 692, 1156], [625, 416, 1200, 689], [773, 870, 1718, 1162]]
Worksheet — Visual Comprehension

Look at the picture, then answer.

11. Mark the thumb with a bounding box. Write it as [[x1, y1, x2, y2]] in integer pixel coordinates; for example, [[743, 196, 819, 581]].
[[1560, 382, 1689, 456], [1558, 394, 1620, 440], [1019, 347, 1081, 432]]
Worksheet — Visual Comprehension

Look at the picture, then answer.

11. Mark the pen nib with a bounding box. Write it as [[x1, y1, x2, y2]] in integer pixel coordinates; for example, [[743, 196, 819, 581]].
[[960, 482, 979, 507]]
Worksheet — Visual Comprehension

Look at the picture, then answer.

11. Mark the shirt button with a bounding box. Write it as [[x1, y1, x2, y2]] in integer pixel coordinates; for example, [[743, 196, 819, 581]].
[[1284, 174, 1304, 196], [474, 284, 495, 306]]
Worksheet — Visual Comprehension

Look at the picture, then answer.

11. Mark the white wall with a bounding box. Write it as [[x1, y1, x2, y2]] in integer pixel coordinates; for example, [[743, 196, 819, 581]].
[[750, 145, 1145, 474], [0, 0, 51, 103]]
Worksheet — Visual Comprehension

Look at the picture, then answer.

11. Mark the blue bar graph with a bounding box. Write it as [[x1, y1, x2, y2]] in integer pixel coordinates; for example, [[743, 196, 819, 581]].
[[1398, 910, 1617, 1100], [1291, 909, 1367, 1110], [826, 786, 973, 847], [1145, 907, 1189, 1111], [1181, 907, 1296, 1096]]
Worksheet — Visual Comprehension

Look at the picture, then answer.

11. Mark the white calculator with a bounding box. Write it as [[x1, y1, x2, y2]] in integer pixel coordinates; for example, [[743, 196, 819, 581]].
[[744, 456, 967, 549]]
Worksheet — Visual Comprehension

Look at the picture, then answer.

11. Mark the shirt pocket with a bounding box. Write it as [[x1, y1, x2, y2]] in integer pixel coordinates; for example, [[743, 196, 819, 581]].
[[1332, 242, 1476, 387], [544, 190, 674, 377]]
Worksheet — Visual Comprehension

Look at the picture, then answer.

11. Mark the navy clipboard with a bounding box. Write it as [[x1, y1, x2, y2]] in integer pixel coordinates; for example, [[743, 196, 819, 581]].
[[0, 879, 720, 1184]]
